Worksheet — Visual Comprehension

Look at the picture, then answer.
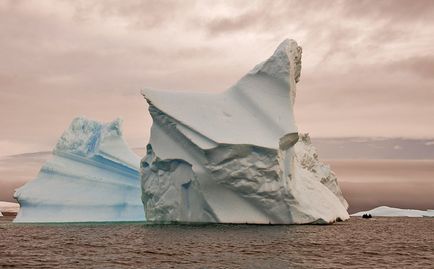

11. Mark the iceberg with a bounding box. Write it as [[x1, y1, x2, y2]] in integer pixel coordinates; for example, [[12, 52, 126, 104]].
[[13, 39, 348, 224], [14, 117, 145, 223], [352, 206, 434, 218], [141, 39, 349, 224]]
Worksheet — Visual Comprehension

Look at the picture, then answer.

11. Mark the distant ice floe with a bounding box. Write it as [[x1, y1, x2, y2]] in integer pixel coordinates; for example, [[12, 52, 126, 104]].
[[0, 201, 19, 215], [352, 206, 434, 218]]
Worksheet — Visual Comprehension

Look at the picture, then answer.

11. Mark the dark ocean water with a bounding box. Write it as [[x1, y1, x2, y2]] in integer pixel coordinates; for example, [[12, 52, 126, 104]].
[[0, 217, 433, 268]]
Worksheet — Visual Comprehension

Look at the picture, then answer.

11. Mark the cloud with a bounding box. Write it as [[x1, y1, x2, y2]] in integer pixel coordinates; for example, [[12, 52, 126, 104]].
[[204, 0, 322, 36], [0, 0, 433, 159], [67, 0, 193, 29], [342, 0, 434, 23], [0, 140, 46, 157], [387, 55, 434, 79]]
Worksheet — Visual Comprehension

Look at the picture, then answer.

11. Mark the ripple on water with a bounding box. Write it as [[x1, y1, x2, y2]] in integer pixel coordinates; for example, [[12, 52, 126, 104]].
[[0, 217, 433, 268]]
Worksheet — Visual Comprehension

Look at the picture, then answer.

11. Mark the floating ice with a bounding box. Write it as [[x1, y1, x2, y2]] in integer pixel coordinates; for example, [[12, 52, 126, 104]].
[[352, 206, 434, 218], [13, 39, 349, 224], [0, 201, 20, 215], [141, 39, 349, 224], [14, 117, 145, 223]]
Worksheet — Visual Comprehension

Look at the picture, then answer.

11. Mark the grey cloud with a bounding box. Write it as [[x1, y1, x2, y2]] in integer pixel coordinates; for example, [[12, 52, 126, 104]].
[[387, 56, 434, 79], [299, 65, 434, 108], [69, 0, 192, 29], [204, 0, 314, 35], [1, 0, 434, 158], [0, 2, 220, 96], [206, 8, 263, 35], [342, 0, 434, 23]]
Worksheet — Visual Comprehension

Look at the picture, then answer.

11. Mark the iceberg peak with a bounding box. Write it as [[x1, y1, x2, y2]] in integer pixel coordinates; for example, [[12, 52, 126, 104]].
[[140, 38, 302, 148], [250, 38, 302, 84], [54, 117, 123, 157], [246, 38, 302, 105]]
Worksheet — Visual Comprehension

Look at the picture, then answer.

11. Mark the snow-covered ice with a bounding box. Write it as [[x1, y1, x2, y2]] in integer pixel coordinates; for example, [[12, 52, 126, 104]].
[[141, 39, 349, 224], [352, 206, 434, 218], [14, 117, 145, 223]]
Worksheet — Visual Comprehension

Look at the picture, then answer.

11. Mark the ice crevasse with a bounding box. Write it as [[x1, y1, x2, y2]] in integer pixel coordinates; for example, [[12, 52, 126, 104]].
[[141, 38, 349, 224]]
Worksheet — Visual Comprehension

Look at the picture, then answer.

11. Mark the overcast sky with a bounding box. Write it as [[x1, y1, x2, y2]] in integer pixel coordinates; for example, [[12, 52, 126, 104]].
[[1, 0, 433, 156]]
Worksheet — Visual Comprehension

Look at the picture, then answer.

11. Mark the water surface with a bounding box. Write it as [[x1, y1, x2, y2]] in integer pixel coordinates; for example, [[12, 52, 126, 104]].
[[1, 217, 432, 268]]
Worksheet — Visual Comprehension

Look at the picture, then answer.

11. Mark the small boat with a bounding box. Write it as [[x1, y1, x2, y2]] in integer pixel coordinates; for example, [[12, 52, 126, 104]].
[[362, 213, 372, 219]]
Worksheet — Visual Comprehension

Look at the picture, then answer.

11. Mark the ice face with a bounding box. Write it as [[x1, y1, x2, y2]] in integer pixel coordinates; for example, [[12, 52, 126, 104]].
[[141, 145, 217, 223], [141, 39, 349, 224], [14, 117, 145, 223]]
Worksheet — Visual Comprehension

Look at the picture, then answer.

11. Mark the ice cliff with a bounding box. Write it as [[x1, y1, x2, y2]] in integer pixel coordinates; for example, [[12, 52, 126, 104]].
[[141, 39, 349, 224], [14, 117, 145, 222]]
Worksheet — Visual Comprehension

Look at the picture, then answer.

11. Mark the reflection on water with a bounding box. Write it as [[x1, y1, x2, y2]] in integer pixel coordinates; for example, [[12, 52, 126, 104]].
[[0, 217, 433, 268]]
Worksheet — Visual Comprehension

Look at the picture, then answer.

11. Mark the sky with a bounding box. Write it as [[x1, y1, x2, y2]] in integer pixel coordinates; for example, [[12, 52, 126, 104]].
[[1, 0, 434, 157]]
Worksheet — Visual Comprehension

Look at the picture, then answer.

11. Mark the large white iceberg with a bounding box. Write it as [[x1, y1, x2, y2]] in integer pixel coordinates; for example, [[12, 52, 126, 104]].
[[14, 117, 145, 222], [352, 206, 434, 218], [141, 39, 349, 224]]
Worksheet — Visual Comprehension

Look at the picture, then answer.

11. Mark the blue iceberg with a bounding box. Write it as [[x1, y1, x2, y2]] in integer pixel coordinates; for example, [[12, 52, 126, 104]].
[[14, 117, 145, 222]]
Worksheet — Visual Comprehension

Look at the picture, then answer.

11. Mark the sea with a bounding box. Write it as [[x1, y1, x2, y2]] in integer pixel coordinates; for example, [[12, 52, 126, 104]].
[[0, 216, 433, 268]]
